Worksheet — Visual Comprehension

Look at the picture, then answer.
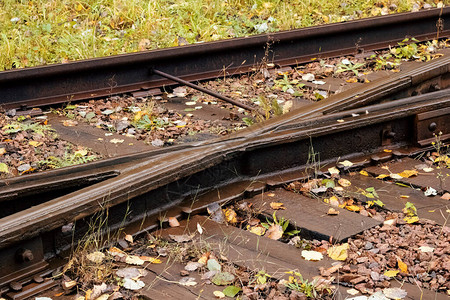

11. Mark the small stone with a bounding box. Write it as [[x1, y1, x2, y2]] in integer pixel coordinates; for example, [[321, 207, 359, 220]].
[[364, 242, 373, 250], [370, 271, 380, 281]]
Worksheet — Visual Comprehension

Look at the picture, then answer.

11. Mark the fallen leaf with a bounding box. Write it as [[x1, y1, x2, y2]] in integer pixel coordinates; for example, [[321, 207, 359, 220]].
[[383, 270, 399, 277], [125, 255, 145, 265], [116, 267, 148, 279], [169, 234, 194, 243], [86, 251, 105, 264], [397, 258, 408, 273], [29, 140, 42, 147], [329, 196, 340, 207], [62, 279, 77, 290], [359, 170, 369, 176], [212, 272, 235, 286], [110, 138, 124, 144], [376, 174, 389, 179], [123, 278, 145, 290], [301, 250, 323, 261], [74, 148, 88, 156], [441, 193, 450, 200], [185, 261, 203, 271], [197, 223, 203, 234], [327, 243, 349, 261], [270, 202, 286, 210], [418, 246, 434, 253], [404, 216, 419, 224], [178, 277, 197, 286], [0, 148, 5, 155], [198, 252, 210, 265], [213, 291, 225, 298], [139, 256, 161, 264], [207, 259, 222, 271], [345, 205, 361, 212], [267, 193, 275, 197], [327, 207, 340, 215], [383, 287, 407, 299], [168, 217, 180, 227], [0, 163, 9, 173], [124, 234, 133, 244], [108, 247, 126, 257], [340, 160, 354, 167], [265, 224, 283, 240], [328, 167, 340, 175], [224, 208, 238, 224], [400, 195, 409, 199], [422, 167, 434, 172], [223, 286, 241, 297], [62, 120, 78, 126], [338, 178, 351, 187], [398, 170, 418, 178], [247, 225, 266, 236], [383, 149, 392, 153], [424, 187, 437, 196], [389, 174, 403, 180]]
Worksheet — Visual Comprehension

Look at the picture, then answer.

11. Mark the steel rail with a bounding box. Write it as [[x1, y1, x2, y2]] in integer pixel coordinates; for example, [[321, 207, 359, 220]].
[[0, 8, 449, 110], [0, 94, 448, 250]]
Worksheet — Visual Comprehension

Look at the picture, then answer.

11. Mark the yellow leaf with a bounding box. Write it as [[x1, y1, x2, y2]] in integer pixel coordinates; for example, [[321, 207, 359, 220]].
[[338, 178, 351, 187], [383, 149, 392, 153], [267, 193, 275, 197], [346, 78, 357, 83], [400, 195, 409, 199], [76, 3, 83, 11], [397, 258, 408, 273], [403, 216, 419, 224], [327, 207, 339, 215], [340, 160, 353, 167], [329, 196, 340, 207], [327, 243, 349, 261], [270, 202, 286, 210], [0, 148, 6, 155], [328, 167, 340, 175], [74, 148, 88, 156], [384, 270, 399, 277], [398, 170, 419, 178], [376, 174, 389, 179], [359, 170, 369, 176], [247, 225, 265, 236], [0, 163, 9, 173], [29, 141, 42, 147], [345, 205, 361, 212], [139, 256, 162, 264], [224, 208, 238, 224]]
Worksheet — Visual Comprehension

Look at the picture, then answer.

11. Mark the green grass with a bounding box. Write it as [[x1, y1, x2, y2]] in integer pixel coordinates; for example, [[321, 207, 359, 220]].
[[0, 0, 445, 71]]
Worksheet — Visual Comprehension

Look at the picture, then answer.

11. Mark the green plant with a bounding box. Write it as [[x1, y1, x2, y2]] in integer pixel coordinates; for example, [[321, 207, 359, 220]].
[[431, 131, 450, 190], [285, 271, 332, 298], [261, 211, 301, 237], [254, 270, 271, 285], [135, 114, 170, 131], [360, 187, 384, 208], [242, 117, 254, 126], [391, 38, 420, 60], [273, 74, 304, 96], [255, 95, 283, 121], [39, 151, 98, 169], [2, 121, 55, 136], [335, 61, 365, 76]]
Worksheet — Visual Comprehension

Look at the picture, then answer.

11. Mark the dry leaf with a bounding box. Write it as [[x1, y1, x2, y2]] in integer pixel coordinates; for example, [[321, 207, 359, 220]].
[[338, 178, 351, 187], [418, 246, 434, 253], [398, 170, 418, 178], [327, 243, 349, 261], [376, 174, 389, 179], [270, 202, 286, 210], [168, 217, 180, 227], [0, 148, 5, 155], [340, 160, 353, 167], [125, 255, 145, 266], [87, 251, 105, 264], [389, 173, 403, 180], [139, 256, 162, 264], [346, 288, 360, 295], [123, 278, 145, 290], [328, 167, 340, 175], [247, 225, 266, 236], [404, 216, 419, 224], [110, 138, 124, 144], [213, 291, 225, 298], [224, 208, 238, 224], [383, 287, 407, 299], [124, 234, 133, 244], [108, 247, 126, 257], [266, 224, 283, 240], [423, 167, 434, 172], [29, 141, 42, 147], [346, 78, 357, 83], [383, 270, 399, 277], [63, 120, 78, 126], [116, 267, 148, 279], [400, 195, 409, 199], [267, 193, 275, 197], [383, 149, 392, 153], [441, 193, 450, 200], [0, 163, 9, 173], [327, 208, 339, 215], [329, 196, 340, 207], [198, 252, 210, 265], [397, 258, 408, 273], [301, 250, 323, 261], [345, 205, 361, 212], [359, 170, 369, 176], [169, 234, 194, 243], [178, 277, 197, 286], [197, 223, 203, 234]]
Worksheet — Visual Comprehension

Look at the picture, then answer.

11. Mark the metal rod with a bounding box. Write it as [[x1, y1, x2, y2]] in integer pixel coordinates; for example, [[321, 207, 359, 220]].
[[151, 68, 254, 112]]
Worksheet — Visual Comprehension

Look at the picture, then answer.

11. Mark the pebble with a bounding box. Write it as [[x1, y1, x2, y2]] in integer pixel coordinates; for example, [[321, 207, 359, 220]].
[[364, 242, 373, 250]]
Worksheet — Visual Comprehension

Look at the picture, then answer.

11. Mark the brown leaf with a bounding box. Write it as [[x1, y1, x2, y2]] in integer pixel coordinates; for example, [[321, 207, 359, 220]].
[[270, 202, 286, 210], [327, 208, 339, 215], [124, 234, 133, 244], [441, 193, 450, 200], [168, 217, 180, 227], [265, 224, 283, 240]]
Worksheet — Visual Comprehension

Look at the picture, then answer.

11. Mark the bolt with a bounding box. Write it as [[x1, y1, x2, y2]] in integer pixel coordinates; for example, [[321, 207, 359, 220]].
[[10, 281, 22, 291], [428, 122, 437, 132], [16, 248, 34, 262]]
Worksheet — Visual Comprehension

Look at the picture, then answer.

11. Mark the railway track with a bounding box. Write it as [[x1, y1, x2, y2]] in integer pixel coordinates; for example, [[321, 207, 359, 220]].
[[0, 8, 449, 300]]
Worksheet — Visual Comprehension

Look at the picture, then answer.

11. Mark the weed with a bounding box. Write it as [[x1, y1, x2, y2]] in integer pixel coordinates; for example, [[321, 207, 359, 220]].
[[2, 121, 55, 136], [285, 271, 333, 298], [273, 74, 305, 96], [253, 270, 271, 285], [431, 131, 450, 190], [335, 61, 365, 76], [254, 95, 283, 121], [261, 211, 301, 237], [38, 149, 98, 169]]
